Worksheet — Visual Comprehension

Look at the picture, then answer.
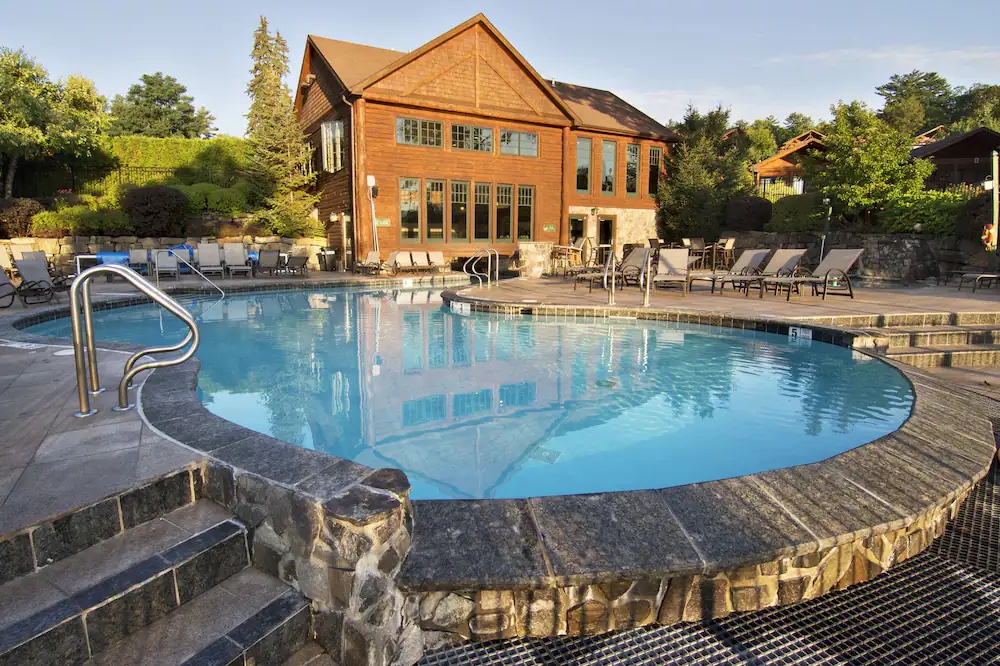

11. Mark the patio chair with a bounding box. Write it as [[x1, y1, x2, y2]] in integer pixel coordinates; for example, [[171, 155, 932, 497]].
[[224, 243, 252, 278], [10, 245, 36, 260], [0, 247, 14, 277], [428, 251, 448, 272], [409, 251, 434, 273], [154, 251, 180, 280], [285, 255, 308, 276], [127, 249, 150, 275], [15, 258, 69, 301], [718, 238, 736, 267], [690, 249, 769, 294], [760, 249, 864, 300], [386, 251, 408, 274], [652, 248, 691, 295], [957, 272, 1000, 292], [619, 246, 652, 287], [197, 243, 225, 278], [256, 250, 281, 277], [20, 250, 47, 264], [0, 271, 17, 308], [355, 251, 382, 275], [732, 248, 806, 296], [574, 247, 618, 292]]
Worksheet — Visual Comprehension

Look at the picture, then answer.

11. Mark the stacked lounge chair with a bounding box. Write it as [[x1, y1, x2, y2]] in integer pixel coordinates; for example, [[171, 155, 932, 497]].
[[154, 251, 180, 280], [128, 249, 150, 275], [759, 249, 864, 300]]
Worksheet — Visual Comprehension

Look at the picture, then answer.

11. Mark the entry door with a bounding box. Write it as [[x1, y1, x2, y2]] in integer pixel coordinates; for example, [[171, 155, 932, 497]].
[[597, 216, 615, 264]]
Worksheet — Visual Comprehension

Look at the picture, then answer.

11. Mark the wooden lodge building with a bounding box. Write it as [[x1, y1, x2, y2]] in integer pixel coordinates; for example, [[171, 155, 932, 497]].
[[751, 130, 826, 190], [294, 14, 678, 268]]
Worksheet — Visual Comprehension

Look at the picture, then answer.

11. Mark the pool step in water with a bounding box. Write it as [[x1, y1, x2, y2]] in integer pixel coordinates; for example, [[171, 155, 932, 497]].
[[0, 499, 310, 665]]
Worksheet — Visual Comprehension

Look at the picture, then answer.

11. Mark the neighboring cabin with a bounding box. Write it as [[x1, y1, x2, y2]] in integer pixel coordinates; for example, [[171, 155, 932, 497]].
[[911, 126, 1000, 189], [294, 13, 678, 267], [751, 130, 827, 193]]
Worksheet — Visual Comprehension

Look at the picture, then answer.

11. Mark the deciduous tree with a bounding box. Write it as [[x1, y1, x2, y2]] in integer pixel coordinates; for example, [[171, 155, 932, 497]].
[[108, 72, 215, 139]]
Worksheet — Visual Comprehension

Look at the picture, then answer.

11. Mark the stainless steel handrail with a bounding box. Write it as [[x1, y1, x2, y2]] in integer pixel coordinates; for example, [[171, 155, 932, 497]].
[[463, 248, 500, 287], [70, 264, 200, 417]]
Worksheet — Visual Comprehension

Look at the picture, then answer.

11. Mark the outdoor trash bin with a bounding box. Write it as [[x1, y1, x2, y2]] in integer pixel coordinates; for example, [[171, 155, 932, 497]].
[[318, 250, 337, 271]]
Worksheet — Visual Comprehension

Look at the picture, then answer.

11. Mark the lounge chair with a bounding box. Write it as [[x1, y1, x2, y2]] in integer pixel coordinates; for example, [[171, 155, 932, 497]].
[[733, 248, 806, 296], [957, 273, 1000, 292], [760, 248, 864, 300], [428, 251, 447, 272], [256, 250, 280, 277], [407, 252, 432, 273], [128, 249, 149, 275], [154, 251, 180, 280], [0, 271, 17, 308], [224, 243, 252, 278], [0, 248, 14, 277], [285, 255, 308, 276], [20, 250, 46, 263], [574, 248, 618, 292], [386, 252, 408, 274], [197, 243, 225, 278], [619, 246, 652, 287], [652, 248, 690, 295], [690, 249, 769, 294], [15, 258, 69, 302], [10, 245, 36, 260], [355, 251, 382, 275]]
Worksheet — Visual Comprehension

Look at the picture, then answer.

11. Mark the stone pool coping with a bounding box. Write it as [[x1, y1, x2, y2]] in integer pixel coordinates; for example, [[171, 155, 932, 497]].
[[4, 280, 996, 607]]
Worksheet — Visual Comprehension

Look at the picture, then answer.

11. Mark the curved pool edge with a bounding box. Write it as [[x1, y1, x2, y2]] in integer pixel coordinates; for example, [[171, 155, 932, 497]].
[[5, 282, 997, 657]]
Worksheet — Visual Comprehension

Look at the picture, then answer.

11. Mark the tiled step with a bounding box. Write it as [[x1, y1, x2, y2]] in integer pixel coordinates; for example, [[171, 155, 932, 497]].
[[92, 569, 309, 666], [882, 343, 1000, 369], [282, 643, 336, 666], [877, 325, 1000, 349], [0, 500, 248, 665]]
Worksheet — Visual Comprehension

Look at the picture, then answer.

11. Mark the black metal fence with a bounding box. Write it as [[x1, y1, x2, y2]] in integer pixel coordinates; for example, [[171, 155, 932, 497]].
[[14, 165, 238, 198]]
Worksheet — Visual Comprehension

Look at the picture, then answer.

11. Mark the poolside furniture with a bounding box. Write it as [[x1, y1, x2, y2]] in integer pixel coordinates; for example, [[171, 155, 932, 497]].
[[690, 249, 770, 294], [355, 251, 382, 275], [760, 248, 864, 300], [386, 251, 409, 274], [553, 238, 585, 275], [256, 250, 281, 277], [154, 251, 180, 280], [428, 251, 447, 272], [10, 244, 37, 260], [197, 243, 225, 278], [957, 273, 1000, 292], [574, 247, 618, 292], [285, 255, 308, 276], [649, 238, 661, 249], [734, 248, 806, 296], [224, 243, 252, 278], [20, 250, 47, 264], [5, 265, 52, 306], [408, 251, 433, 273], [0, 270, 17, 308], [652, 248, 691, 295], [0, 247, 14, 277], [718, 238, 736, 267], [15, 258, 69, 301], [127, 249, 150, 275], [619, 246, 652, 287], [681, 238, 707, 269]]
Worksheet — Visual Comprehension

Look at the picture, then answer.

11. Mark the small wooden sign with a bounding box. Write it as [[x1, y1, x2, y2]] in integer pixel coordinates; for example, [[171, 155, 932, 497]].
[[375, 217, 391, 227], [543, 224, 557, 233]]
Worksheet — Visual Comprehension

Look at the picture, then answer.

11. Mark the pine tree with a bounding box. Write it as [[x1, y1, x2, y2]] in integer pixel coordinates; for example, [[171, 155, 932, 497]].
[[245, 16, 318, 236]]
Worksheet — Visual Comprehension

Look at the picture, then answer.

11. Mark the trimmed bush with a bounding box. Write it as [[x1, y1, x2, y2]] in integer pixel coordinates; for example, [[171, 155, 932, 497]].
[[182, 183, 220, 213], [31, 206, 134, 237], [207, 187, 248, 216], [724, 195, 772, 231], [766, 193, 827, 232], [105, 182, 136, 209], [122, 186, 189, 237], [880, 190, 969, 236], [0, 198, 45, 238]]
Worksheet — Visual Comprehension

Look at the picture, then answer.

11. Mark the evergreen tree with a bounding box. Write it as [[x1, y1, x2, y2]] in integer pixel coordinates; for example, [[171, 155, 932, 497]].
[[108, 72, 215, 138], [876, 70, 953, 130], [245, 16, 318, 236]]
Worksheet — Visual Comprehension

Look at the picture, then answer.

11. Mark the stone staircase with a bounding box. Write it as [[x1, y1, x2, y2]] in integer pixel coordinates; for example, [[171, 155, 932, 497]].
[[0, 496, 330, 665], [846, 313, 1000, 369]]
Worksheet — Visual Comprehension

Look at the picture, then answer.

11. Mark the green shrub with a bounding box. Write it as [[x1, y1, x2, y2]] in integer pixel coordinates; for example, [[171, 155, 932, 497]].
[[122, 186, 189, 237], [105, 182, 136, 209], [879, 190, 969, 236], [177, 183, 219, 213], [0, 198, 45, 238], [955, 193, 993, 243], [766, 193, 827, 232], [207, 187, 248, 216], [103, 135, 249, 172], [31, 206, 134, 238], [724, 195, 772, 231], [30, 210, 68, 238]]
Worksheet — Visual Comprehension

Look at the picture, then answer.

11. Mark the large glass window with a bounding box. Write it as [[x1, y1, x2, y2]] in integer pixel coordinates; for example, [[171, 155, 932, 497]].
[[399, 178, 421, 241], [500, 130, 538, 157], [426, 180, 444, 241], [395, 117, 443, 147], [517, 186, 533, 240], [474, 183, 491, 241], [626, 144, 639, 196], [451, 124, 493, 152], [495, 185, 513, 241], [648, 146, 662, 197], [402, 395, 446, 426], [320, 120, 345, 172], [601, 140, 616, 194], [402, 312, 424, 372], [576, 137, 591, 193], [450, 182, 469, 241]]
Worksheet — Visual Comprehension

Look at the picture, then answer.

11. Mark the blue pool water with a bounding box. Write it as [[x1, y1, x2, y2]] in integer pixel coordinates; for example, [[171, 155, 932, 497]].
[[28, 287, 914, 500]]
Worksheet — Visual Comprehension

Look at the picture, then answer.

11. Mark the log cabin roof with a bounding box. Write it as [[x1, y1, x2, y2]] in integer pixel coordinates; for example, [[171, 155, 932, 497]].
[[910, 126, 1000, 159], [307, 35, 406, 90], [752, 130, 826, 173], [549, 81, 678, 140]]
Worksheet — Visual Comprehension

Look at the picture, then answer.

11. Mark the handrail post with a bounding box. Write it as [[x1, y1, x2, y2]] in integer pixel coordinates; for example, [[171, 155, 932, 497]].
[[81, 279, 104, 394], [607, 240, 616, 306], [642, 249, 652, 307], [70, 278, 96, 417]]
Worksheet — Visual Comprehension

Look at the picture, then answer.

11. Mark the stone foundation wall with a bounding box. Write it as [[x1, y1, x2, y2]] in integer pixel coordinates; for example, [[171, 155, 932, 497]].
[[568, 206, 658, 247], [411, 491, 965, 645], [515, 242, 554, 278], [1, 235, 330, 271]]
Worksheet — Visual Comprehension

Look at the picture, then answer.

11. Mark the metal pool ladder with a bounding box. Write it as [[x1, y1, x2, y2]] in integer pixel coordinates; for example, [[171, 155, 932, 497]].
[[463, 248, 500, 287], [70, 263, 200, 417]]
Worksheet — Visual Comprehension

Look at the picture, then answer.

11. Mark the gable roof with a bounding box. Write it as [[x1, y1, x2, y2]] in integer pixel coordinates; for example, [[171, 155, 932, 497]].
[[307, 35, 405, 90], [552, 81, 677, 140], [910, 126, 1000, 159], [752, 130, 826, 172]]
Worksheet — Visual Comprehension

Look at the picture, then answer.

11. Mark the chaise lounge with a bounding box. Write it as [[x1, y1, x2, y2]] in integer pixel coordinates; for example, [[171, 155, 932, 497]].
[[759, 248, 864, 300]]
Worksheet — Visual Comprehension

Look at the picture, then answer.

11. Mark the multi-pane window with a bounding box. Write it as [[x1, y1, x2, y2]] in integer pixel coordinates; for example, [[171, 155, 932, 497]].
[[626, 144, 640, 196], [395, 117, 443, 147], [399, 178, 421, 241], [601, 140, 616, 194], [517, 186, 533, 240], [474, 183, 491, 240], [499, 130, 538, 157], [576, 137, 591, 193], [426, 180, 445, 241], [495, 185, 513, 240], [402, 395, 446, 426], [320, 120, 345, 172], [451, 124, 493, 152], [648, 146, 662, 197], [451, 182, 469, 241]]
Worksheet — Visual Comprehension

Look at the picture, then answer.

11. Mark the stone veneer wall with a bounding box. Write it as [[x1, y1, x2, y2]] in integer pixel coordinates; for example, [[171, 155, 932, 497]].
[[1, 235, 330, 271], [568, 206, 658, 247], [410, 493, 965, 647]]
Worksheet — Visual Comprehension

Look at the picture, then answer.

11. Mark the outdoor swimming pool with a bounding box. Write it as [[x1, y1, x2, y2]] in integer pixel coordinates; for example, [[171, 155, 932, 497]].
[[28, 287, 914, 500]]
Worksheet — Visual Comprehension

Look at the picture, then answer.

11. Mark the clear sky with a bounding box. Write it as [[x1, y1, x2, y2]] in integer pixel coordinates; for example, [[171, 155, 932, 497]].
[[3, 0, 998, 137]]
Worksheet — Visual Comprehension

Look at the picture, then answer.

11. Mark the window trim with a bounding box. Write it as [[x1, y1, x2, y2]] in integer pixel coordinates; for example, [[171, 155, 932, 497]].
[[576, 137, 592, 194], [648, 146, 662, 198], [473, 182, 492, 243], [626, 143, 640, 197], [499, 130, 539, 158], [425, 179, 446, 243], [516, 185, 533, 241], [320, 119, 346, 173], [449, 180, 470, 243], [451, 123, 494, 153], [601, 140, 617, 196], [495, 183, 514, 241], [399, 177, 422, 243], [395, 117, 443, 148]]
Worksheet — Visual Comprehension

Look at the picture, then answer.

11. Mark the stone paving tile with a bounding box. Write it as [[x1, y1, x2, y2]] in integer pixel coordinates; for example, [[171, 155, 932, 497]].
[[0, 572, 70, 629], [162, 500, 233, 535], [33, 421, 143, 464], [0, 467, 22, 504]]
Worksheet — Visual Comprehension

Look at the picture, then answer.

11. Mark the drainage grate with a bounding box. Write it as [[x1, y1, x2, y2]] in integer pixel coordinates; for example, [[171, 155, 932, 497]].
[[420, 461, 1000, 666]]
